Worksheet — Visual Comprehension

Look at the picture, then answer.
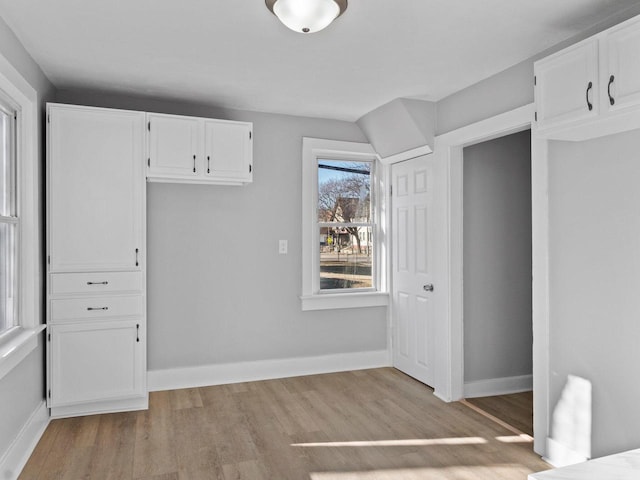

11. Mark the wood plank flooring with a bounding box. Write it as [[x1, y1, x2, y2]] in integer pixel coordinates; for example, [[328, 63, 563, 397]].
[[20, 368, 548, 480], [465, 391, 534, 437]]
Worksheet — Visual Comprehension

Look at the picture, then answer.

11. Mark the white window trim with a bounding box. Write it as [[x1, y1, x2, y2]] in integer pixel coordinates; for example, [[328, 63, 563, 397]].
[[0, 51, 44, 381], [301, 137, 389, 311]]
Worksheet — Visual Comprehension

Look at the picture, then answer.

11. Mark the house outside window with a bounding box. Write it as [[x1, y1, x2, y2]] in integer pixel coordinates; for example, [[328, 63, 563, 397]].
[[301, 137, 389, 311], [318, 159, 374, 291]]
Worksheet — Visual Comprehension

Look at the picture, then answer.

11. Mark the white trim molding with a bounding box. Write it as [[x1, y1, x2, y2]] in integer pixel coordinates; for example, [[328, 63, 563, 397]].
[[0, 400, 49, 480], [432, 103, 534, 403], [301, 137, 387, 311], [148, 349, 390, 392], [464, 374, 533, 398], [0, 41, 43, 380]]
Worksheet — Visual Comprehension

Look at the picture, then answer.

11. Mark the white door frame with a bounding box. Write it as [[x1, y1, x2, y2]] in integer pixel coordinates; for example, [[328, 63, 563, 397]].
[[432, 104, 547, 455]]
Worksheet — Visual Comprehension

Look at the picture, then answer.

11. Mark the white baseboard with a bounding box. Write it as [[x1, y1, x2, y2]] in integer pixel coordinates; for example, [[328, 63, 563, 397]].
[[464, 374, 533, 398], [544, 436, 589, 468], [148, 349, 390, 392], [0, 400, 49, 480]]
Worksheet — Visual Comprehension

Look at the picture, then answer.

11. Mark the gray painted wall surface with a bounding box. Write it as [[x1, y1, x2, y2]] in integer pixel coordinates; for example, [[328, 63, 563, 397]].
[[549, 130, 640, 458], [56, 90, 388, 370], [436, 3, 640, 135], [0, 15, 54, 468], [463, 130, 532, 383], [357, 98, 435, 158]]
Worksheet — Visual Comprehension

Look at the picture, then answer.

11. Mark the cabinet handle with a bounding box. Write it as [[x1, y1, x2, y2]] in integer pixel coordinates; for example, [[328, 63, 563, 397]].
[[193, 154, 196, 173], [87, 307, 108, 311], [135, 248, 139, 267], [87, 281, 108, 285], [586, 81, 593, 111], [136, 324, 140, 342], [608, 75, 615, 106], [207, 155, 210, 174]]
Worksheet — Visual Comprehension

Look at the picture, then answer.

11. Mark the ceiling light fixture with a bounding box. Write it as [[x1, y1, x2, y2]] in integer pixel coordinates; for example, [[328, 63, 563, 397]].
[[265, 0, 348, 34]]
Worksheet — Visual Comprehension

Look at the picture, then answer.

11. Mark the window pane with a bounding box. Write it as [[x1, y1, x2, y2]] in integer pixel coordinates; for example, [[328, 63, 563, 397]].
[[318, 160, 371, 223], [0, 109, 14, 217], [0, 222, 16, 333], [320, 226, 373, 290]]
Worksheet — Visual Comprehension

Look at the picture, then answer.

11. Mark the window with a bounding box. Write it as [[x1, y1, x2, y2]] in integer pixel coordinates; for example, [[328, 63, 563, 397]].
[[0, 99, 17, 336], [301, 137, 389, 311], [318, 159, 373, 291], [0, 55, 42, 381]]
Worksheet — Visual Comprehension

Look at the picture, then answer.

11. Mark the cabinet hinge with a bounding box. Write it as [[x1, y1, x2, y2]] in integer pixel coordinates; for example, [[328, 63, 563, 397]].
[[147, 121, 150, 131]]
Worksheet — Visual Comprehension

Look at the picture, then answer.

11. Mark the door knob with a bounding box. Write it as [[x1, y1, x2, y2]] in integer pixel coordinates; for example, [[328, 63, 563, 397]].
[[423, 284, 434, 292]]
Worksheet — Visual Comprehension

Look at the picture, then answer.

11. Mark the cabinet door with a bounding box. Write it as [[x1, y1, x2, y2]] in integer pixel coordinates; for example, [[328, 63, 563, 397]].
[[535, 40, 599, 129], [603, 17, 640, 112], [49, 320, 145, 407], [148, 113, 201, 177], [204, 120, 252, 183], [48, 106, 145, 272]]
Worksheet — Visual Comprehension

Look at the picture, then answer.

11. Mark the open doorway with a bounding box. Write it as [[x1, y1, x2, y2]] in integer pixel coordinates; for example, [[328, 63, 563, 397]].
[[461, 130, 533, 437]]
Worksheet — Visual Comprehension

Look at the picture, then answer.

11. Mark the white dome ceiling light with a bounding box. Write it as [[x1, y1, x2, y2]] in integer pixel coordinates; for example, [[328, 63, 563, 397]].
[[265, 0, 348, 34]]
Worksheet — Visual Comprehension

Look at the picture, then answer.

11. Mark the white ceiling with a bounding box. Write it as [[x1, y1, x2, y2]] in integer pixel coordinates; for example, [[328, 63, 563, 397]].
[[1, 0, 640, 121]]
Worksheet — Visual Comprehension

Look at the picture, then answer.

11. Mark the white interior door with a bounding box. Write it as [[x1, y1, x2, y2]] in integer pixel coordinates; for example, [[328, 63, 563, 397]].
[[392, 155, 435, 386]]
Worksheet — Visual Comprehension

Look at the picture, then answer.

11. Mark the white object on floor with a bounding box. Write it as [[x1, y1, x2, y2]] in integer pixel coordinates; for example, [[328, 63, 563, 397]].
[[529, 448, 640, 479]]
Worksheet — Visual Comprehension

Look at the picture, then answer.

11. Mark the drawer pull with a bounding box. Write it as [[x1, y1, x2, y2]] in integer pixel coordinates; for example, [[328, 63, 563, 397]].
[[87, 281, 108, 285], [87, 307, 109, 311]]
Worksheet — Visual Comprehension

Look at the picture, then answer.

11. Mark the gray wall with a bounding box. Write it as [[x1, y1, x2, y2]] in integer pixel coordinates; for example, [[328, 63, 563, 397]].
[[549, 130, 640, 458], [463, 130, 532, 384], [56, 90, 388, 371], [0, 15, 54, 466], [357, 98, 435, 158], [436, 3, 640, 135]]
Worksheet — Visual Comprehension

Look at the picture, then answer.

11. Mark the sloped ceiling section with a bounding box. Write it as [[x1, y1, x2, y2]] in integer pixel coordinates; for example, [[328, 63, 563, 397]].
[[357, 98, 436, 159]]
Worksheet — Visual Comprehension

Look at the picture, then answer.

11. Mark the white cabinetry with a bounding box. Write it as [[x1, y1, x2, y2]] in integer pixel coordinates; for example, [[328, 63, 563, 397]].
[[535, 15, 640, 140], [603, 18, 640, 112], [147, 113, 253, 185], [535, 40, 599, 129], [47, 103, 147, 418]]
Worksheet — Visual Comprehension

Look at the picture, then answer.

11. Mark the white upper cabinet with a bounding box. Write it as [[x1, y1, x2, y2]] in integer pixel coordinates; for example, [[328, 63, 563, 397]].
[[535, 14, 640, 139], [147, 113, 253, 185], [535, 40, 599, 130], [204, 119, 253, 183], [603, 16, 640, 112], [48, 105, 145, 273], [148, 113, 201, 177]]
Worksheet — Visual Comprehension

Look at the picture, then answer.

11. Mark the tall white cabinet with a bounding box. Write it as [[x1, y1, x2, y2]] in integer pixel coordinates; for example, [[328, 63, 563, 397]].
[[47, 104, 148, 418]]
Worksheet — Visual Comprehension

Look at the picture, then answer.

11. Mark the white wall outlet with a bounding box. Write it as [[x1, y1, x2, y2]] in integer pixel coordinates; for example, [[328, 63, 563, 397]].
[[279, 240, 288, 254]]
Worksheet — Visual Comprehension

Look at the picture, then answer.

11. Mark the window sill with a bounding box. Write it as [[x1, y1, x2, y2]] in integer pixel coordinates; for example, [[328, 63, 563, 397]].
[[0, 325, 45, 381], [300, 292, 389, 311]]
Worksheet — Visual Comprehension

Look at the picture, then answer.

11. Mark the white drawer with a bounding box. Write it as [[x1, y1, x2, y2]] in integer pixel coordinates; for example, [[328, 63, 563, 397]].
[[50, 295, 143, 322], [50, 272, 143, 295]]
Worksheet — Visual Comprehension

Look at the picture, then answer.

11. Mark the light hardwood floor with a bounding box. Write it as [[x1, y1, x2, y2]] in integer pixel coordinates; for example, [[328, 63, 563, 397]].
[[465, 391, 534, 437], [20, 368, 548, 479]]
